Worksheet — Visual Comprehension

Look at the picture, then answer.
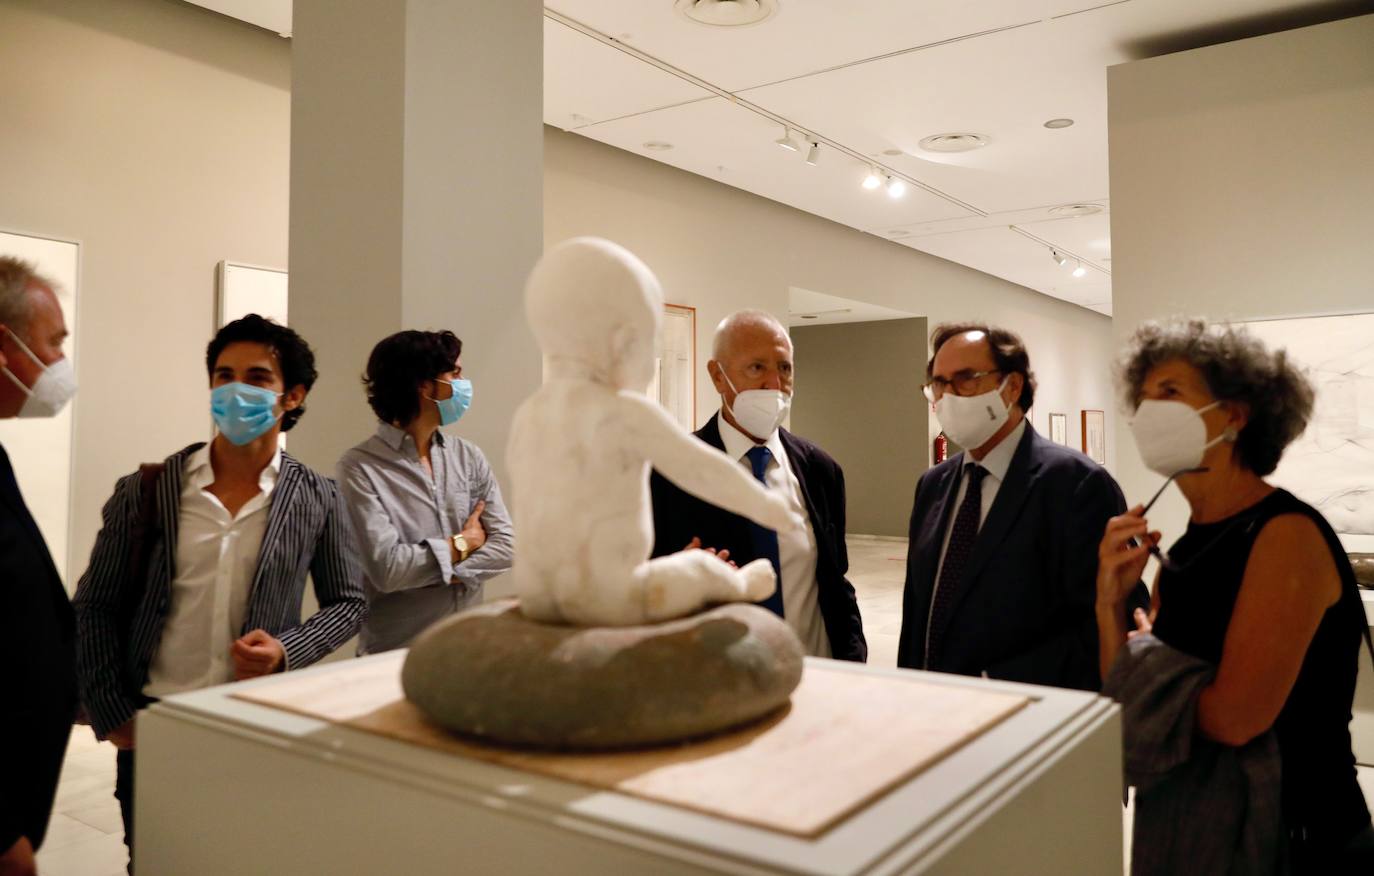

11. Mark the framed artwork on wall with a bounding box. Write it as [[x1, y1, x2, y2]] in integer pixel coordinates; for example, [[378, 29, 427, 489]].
[[218, 261, 287, 327], [648, 303, 696, 431], [1081, 410, 1106, 465], [1240, 313, 1374, 549], [1049, 412, 1068, 446]]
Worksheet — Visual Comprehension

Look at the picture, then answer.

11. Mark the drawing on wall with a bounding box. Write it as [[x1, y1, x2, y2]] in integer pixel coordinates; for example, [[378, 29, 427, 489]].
[[218, 261, 287, 327], [1241, 314, 1374, 539], [1081, 410, 1105, 465], [648, 303, 696, 431], [0, 230, 79, 583], [1049, 412, 1068, 446]]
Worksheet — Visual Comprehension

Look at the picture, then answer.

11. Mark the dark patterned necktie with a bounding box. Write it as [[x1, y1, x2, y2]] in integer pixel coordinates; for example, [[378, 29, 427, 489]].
[[745, 445, 785, 618], [926, 464, 987, 669]]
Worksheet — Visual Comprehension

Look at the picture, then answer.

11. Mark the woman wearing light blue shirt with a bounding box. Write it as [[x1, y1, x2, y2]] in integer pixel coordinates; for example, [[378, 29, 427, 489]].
[[336, 330, 515, 654]]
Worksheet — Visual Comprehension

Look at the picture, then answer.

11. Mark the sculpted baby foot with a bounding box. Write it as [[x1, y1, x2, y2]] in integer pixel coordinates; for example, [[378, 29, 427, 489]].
[[739, 558, 778, 603]]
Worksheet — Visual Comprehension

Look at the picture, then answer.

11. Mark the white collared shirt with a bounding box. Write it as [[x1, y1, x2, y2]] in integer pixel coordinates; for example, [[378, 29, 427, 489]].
[[718, 414, 831, 658], [931, 417, 1027, 606], [144, 444, 281, 697]]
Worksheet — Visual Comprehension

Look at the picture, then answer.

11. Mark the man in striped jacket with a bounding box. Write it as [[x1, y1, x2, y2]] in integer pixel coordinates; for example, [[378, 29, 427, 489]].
[[72, 314, 366, 865]]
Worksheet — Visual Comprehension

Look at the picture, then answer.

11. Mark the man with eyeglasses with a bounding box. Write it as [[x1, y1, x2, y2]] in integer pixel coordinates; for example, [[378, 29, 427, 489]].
[[896, 323, 1147, 690]]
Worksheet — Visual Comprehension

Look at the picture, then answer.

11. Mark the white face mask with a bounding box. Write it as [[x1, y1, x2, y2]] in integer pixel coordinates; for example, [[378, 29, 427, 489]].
[[2, 328, 77, 418], [933, 376, 1010, 451], [1130, 398, 1230, 477], [721, 371, 791, 441]]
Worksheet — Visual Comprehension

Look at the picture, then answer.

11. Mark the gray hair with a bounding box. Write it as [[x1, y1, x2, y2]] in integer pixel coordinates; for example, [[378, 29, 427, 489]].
[[1118, 317, 1314, 476], [0, 255, 53, 334], [712, 309, 791, 361]]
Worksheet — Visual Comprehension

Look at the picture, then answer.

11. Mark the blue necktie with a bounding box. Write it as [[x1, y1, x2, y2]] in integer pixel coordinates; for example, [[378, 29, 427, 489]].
[[745, 445, 785, 618]]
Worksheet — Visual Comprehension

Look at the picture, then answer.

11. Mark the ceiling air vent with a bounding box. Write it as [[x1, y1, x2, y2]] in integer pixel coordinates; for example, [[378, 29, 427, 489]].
[[918, 133, 989, 154], [1049, 204, 1105, 218], [674, 0, 779, 28]]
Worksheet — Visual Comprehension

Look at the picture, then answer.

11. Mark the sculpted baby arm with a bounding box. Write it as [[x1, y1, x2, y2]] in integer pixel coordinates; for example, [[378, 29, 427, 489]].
[[617, 393, 801, 535]]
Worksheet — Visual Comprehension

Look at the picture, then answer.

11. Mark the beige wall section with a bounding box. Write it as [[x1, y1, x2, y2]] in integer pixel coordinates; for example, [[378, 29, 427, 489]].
[[545, 127, 1119, 478], [1108, 13, 1374, 543], [0, 0, 291, 586], [791, 319, 928, 537]]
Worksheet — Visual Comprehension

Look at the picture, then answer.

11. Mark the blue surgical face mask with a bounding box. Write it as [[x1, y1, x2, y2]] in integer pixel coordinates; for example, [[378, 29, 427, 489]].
[[211, 382, 282, 446], [428, 378, 472, 426]]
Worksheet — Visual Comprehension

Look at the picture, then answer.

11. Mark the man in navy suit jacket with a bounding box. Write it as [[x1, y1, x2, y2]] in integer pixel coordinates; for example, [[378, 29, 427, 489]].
[[0, 256, 78, 874], [898, 323, 1146, 690], [650, 310, 865, 662]]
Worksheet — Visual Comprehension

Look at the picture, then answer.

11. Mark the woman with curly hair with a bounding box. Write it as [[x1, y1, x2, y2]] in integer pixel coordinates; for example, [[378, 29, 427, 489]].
[[1097, 319, 1373, 874]]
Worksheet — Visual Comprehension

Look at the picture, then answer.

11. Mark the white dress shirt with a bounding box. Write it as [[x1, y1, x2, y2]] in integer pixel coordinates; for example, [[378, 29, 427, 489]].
[[718, 415, 831, 658], [144, 444, 281, 697]]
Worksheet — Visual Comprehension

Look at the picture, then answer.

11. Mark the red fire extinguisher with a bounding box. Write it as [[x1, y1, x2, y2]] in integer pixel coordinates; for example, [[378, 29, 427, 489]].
[[933, 431, 949, 464]]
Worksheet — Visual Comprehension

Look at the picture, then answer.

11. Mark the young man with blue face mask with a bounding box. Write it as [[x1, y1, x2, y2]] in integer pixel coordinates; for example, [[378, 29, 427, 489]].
[[72, 314, 366, 863], [336, 330, 514, 654], [0, 256, 78, 876]]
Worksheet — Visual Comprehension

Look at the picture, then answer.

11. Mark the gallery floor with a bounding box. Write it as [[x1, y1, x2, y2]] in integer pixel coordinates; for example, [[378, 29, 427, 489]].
[[35, 536, 1374, 875]]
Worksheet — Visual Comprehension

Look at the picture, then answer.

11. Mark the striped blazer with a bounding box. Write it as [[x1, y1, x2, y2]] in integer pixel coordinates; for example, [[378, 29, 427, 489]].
[[72, 443, 366, 737]]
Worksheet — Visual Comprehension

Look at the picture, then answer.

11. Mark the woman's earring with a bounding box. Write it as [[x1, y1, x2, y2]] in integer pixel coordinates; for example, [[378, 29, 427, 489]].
[[1223, 426, 1239, 442]]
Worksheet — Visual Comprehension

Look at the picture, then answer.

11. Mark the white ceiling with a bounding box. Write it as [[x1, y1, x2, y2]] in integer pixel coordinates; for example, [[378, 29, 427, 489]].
[[187, 0, 1370, 317], [788, 287, 916, 327]]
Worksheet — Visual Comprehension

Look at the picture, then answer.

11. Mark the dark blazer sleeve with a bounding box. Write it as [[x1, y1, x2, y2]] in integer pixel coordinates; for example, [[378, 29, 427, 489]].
[[819, 457, 866, 662], [983, 462, 1145, 689], [896, 468, 934, 670], [72, 474, 144, 738], [277, 478, 366, 669]]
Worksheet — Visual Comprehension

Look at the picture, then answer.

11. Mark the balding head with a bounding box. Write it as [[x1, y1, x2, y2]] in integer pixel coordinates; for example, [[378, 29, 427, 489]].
[[708, 310, 794, 437], [711, 309, 791, 361]]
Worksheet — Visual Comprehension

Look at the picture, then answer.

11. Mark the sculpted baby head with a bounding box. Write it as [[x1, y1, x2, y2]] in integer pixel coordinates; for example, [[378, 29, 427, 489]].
[[526, 237, 663, 391]]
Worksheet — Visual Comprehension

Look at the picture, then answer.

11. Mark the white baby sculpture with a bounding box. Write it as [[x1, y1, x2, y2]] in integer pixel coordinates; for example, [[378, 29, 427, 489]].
[[509, 237, 804, 627]]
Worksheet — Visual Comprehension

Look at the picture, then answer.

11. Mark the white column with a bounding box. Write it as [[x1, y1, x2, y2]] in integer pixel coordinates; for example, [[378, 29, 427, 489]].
[[288, 0, 543, 486]]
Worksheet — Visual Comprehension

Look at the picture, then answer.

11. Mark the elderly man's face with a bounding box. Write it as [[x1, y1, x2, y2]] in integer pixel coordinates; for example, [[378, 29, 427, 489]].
[[0, 281, 70, 418], [709, 321, 794, 409]]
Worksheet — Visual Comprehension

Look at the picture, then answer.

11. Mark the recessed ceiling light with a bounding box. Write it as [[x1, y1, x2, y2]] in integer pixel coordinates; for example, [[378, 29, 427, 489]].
[[675, 0, 779, 28], [643, 141, 673, 151], [1049, 204, 1104, 218], [1044, 118, 1075, 129], [799, 314, 819, 319], [918, 133, 988, 154], [882, 149, 904, 157]]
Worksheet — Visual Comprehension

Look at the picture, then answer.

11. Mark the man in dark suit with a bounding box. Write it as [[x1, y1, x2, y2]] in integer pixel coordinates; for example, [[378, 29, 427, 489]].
[[73, 315, 365, 864], [897, 323, 1146, 690], [650, 310, 865, 661], [0, 256, 79, 876]]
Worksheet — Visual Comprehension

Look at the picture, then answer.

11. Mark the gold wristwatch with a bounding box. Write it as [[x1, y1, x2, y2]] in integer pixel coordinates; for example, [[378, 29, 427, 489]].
[[451, 533, 471, 563]]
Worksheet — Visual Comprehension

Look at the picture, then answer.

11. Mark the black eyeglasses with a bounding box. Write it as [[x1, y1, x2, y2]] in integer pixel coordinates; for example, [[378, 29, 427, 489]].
[[922, 368, 1001, 402]]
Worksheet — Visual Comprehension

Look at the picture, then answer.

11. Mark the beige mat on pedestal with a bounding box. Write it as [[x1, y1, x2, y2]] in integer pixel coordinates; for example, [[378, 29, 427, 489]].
[[232, 653, 1028, 837]]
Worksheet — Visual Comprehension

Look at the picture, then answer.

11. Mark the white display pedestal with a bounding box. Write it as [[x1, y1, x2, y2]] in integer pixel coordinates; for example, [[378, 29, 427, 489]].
[[137, 656, 1122, 875]]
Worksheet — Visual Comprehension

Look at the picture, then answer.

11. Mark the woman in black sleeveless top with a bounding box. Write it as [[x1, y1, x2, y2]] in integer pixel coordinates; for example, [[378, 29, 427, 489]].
[[1096, 319, 1374, 873]]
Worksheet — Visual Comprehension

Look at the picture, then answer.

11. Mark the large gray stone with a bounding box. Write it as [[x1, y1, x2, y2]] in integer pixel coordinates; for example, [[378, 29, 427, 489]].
[[401, 600, 804, 749]]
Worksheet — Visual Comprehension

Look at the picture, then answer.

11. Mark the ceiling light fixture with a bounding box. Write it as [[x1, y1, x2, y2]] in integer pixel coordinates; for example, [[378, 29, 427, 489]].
[[675, 0, 779, 28], [775, 126, 800, 152], [861, 167, 882, 190], [918, 133, 988, 154], [1051, 250, 1069, 268], [805, 142, 820, 166], [887, 177, 907, 199], [1049, 203, 1104, 218], [1043, 118, 1075, 129], [1072, 261, 1088, 278]]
